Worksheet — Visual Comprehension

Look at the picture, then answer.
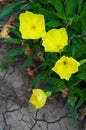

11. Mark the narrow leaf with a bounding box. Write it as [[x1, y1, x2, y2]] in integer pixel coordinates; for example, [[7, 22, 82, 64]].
[[50, 0, 65, 19], [43, 85, 65, 93], [9, 27, 21, 38], [45, 77, 65, 86], [30, 70, 51, 87], [74, 87, 83, 109], [5, 46, 26, 57], [46, 20, 62, 28], [20, 54, 32, 70], [77, 73, 86, 81], [68, 87, 75, 107], [80, 59, 86, 65], [5, 38, 21, 44], [38, 7, 58, 21], [69, 104, 77, 122], [0, 2, 21, 17]]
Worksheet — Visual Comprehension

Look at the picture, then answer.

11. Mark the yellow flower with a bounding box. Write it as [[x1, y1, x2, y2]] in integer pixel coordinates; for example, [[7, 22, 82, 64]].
[[42, 28, 68, 52], [19, 11, 46, 39], [29, 89, 47, 109], [52, 56, 80, 80]]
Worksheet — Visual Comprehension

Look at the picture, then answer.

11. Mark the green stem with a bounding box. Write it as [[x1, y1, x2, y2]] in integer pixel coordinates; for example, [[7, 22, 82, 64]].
[[69, 79, 83, 90]]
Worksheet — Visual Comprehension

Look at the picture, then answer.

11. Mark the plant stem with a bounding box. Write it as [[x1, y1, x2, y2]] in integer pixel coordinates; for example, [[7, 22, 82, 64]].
[[69, 79, 83, 90]]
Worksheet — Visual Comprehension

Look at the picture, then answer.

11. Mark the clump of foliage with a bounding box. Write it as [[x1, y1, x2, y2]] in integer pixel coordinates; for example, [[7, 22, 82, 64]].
[[0, 0, 86, 121]]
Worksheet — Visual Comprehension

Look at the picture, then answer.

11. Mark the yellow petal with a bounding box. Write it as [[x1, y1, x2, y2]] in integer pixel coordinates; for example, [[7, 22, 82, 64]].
[[52, 56, 80, 80], [42, 28, 68, 52], [68, 57, 80, 73], [19, 11, 46, 39], [29, 89, 47, 109]]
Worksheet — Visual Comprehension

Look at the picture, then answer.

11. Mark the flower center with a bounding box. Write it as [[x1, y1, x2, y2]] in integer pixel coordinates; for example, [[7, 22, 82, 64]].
[[63, 61, 67, 65], [31, 25, 36, 30]]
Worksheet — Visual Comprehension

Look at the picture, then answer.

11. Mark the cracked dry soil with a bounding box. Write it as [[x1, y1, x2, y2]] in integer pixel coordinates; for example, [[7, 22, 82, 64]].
[[0, 41, 86, 130]]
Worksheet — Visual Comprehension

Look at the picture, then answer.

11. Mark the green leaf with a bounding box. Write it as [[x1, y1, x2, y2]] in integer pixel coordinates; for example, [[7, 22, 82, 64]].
[[20, 54, 32, 70], [46, 20, 62, 28], [43, 85, 65, 93], [5, 38, 21, 44], [82, 89, 86, 101], [33, 43, 40, 53], [0, 59, 7, 69], [9, 28, 21, 38], [30, 70, 52, 87], [78, 0, 83, 13], [74, 87, 84, 110], [81, 18, 86, 33], [43, 77, 65, 93], [5, 46, 26, 57], [68, 104, 77, 122], [80, 3, 86, 18], [7, 56, 16, 63], [38, 7, 58, 21], [68, 87, 75, 107], [80, 59, 86, 65], [79, 64, 86, 73], [0, 2, 22, 17], [71, 38, 86, 58], [76, 73, 86, 81], [45, 52, 58, 68], [45, 77, 65, 86], [68, 87, 84, 112], [65, 0, 78, 17], [50, 0, 65, 19]]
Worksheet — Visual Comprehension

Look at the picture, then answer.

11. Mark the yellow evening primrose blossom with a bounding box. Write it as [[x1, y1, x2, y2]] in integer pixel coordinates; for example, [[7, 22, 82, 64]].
[[42, 28, 68, 52], [52, 56, 80, 80], [19, 11, 46, 39], [29, 89, 47, 109]]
